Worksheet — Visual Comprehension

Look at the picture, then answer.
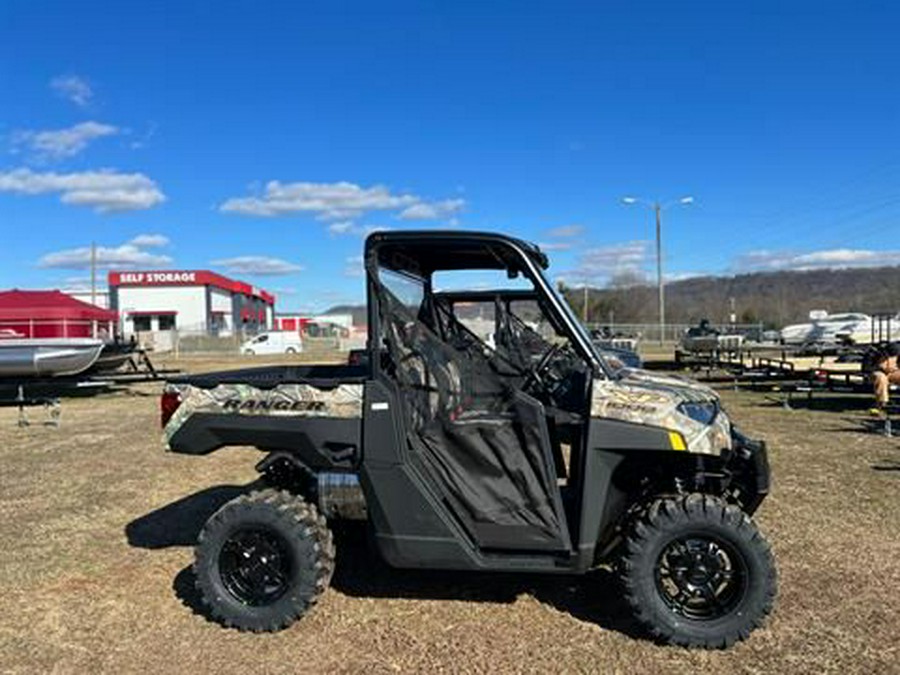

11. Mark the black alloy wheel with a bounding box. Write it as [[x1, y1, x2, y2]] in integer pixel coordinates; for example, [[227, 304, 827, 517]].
[[194, 489, 335, 632], [218, 527, 294, 607], [654, 535, 748, 621], [620, 494, 776, 648]]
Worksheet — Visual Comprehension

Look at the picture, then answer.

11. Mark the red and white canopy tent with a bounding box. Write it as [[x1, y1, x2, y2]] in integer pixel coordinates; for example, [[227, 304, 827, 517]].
[[0, 290, 117, 339]]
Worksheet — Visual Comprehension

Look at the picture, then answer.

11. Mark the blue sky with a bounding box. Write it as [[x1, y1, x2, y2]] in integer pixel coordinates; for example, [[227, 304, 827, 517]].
[[1, 1, 899, 312]]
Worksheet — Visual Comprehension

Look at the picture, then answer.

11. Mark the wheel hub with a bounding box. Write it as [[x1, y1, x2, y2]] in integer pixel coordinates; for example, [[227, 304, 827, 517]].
[[219, 528, 294, 607], [655, 535, 747, 620]]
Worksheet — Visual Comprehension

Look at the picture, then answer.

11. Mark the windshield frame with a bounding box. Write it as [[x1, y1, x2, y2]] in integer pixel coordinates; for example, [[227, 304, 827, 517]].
[[510, 243, 612, 378]]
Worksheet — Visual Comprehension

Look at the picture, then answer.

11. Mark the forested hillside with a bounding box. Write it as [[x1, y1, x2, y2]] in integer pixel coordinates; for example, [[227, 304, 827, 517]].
[[326, 266, 900, 329], [561, 266, 900, 327]]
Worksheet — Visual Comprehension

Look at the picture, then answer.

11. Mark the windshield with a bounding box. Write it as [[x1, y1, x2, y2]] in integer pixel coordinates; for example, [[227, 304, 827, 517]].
[[530, 262, 612, 377]]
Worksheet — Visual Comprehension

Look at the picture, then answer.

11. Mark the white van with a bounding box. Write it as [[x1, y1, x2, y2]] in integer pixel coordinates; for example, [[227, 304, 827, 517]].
[[240, 331, 303, 355]]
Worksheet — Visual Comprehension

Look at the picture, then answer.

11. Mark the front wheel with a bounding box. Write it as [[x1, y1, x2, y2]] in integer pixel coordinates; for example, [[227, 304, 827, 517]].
[[620, 494, 776, 648], [193, 489, 335, 632]]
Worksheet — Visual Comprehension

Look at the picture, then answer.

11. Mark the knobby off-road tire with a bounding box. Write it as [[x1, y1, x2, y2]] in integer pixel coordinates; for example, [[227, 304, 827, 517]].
[[621, 493, 776, 648], [194, 489, 335, 632]]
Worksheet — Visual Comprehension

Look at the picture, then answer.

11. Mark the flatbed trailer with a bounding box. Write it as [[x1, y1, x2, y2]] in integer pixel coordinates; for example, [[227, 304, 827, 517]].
[[0, 348, 183, 426], [689, 349, 895, 422], [0, 379, 112, 426]]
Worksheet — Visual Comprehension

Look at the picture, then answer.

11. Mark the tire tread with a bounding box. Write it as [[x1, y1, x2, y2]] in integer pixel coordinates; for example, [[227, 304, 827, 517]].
[[193, 488, 335, 632], [621, 493, 776, 648]]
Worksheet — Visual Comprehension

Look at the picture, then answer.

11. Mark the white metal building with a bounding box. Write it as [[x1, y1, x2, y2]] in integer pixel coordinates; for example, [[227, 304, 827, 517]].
[[108, 270, 275, 337], [62, 288, 111, 309]]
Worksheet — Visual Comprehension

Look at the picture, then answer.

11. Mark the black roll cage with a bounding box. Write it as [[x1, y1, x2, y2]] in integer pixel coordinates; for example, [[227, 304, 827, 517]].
[[363, 231, 606, 378]]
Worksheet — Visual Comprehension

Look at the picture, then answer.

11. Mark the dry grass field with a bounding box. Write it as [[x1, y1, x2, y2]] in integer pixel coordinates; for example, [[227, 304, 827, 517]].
[[1, 354, 899, 673]]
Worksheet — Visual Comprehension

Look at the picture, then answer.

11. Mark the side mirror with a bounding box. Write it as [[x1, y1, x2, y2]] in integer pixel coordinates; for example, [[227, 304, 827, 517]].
[[507, 268, 519, 280]]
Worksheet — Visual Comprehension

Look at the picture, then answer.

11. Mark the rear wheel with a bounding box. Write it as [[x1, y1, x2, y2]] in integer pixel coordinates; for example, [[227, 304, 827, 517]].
[[620, 494, 776, 648], [285, 347, 297, 354], [194, 489, 334, 632]]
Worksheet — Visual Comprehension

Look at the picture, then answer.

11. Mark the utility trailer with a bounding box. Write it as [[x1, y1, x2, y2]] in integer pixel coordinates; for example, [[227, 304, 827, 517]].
[[0, 346, 179, 426], [158, 231, 776, 648], [712, 346, 900, 434], [0, 378, 111, 426]]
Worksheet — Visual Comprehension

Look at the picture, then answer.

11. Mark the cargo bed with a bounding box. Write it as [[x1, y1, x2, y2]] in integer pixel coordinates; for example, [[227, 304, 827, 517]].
[[168, 363, 369, 389]]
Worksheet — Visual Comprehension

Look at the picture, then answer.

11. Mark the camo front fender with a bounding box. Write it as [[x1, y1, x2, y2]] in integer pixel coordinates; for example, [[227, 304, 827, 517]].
[[590, 378, 731, 456]]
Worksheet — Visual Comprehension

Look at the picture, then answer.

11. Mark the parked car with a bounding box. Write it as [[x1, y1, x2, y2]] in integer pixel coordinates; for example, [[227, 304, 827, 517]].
[[240, 331, 303, 355]]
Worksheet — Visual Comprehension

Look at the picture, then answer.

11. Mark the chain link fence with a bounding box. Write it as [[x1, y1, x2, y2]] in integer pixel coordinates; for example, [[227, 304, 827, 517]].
[[136, 329, 363, 357]]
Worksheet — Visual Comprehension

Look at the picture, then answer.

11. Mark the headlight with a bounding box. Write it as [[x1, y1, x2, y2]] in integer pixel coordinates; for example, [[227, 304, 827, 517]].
[[678, 400, 718, 425]]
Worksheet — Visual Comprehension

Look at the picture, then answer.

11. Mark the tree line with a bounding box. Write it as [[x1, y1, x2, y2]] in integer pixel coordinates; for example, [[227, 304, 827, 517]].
[[326, 265, 900, 330], [560, 266, 900, 328]]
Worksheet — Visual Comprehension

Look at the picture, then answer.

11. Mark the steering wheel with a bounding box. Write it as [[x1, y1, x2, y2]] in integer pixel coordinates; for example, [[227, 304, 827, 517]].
[[521, 342, 565, 394]]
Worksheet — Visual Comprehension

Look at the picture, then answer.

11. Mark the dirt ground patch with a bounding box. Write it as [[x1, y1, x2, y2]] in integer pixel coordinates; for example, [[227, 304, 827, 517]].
[[1, 356, 898, 673]]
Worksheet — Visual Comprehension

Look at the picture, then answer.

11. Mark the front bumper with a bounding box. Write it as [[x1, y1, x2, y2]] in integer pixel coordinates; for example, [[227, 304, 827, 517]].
[[728, 429, 771, 515]]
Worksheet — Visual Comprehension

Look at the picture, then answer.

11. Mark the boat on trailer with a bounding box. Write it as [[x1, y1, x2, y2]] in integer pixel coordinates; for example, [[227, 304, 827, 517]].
[[0, 338, 105, 378], [90, 340, 139, 374]]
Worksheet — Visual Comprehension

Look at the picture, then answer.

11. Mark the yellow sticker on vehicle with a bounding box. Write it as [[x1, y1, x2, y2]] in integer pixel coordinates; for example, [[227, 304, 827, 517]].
[[668, 430, 687, 451]]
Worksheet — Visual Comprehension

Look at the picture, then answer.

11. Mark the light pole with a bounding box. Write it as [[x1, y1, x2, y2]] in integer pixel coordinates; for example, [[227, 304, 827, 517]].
[[622, 195, 694, 344], [582, 285, 589, 323]]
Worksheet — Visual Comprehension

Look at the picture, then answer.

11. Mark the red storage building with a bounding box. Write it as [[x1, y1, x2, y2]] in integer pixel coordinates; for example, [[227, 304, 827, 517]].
[[108, 270, 275, 336], [0, 290, 117, 338]]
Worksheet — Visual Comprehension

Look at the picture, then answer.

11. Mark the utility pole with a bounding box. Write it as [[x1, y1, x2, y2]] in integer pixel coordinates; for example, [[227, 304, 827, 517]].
[[90, 241, 97, 338], [582, 285, 589, 323], [655, 203, 664, 345], [622, 195, 694, 347], [90, 241, 97, 306]]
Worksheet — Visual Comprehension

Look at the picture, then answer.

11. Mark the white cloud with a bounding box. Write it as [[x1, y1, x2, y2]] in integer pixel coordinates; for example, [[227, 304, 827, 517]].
[[665, 271, 707, 282], [538, 241, 573, 251], [733, 247, 900, 272], [343, 255, 365, 278], [220, 181, 419, 220], [0, 168, 165, 212], [38, 242, 173, 270], [546, 224, 584, 238], [129, 122, 157, 150], [12, 121, 119, 161], [50, 75, 93, 107], [220, 180, 465, 232], [328, 220, 357, 235], [57, 276, 93, 291], [328, 221, 390, 238], [397, 198, 465, 220], [210, 256, 304, 276], [128, 233, 169, 248], [557, 240, 651, 285], [794, 249, 890, 266]]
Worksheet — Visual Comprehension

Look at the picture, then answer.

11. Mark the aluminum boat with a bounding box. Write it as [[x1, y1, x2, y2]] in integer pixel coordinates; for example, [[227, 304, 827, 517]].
[[0, 338, 105, 378], [90, 340, 139, 373]]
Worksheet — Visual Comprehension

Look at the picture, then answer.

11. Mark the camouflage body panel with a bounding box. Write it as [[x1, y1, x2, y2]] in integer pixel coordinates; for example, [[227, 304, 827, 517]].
[[591, 369, 731, 456], [164, 382, 364, 443]]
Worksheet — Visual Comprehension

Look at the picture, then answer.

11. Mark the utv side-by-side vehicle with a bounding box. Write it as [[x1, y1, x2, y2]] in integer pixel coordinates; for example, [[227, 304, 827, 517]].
[[159, 231, 776, 648]]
